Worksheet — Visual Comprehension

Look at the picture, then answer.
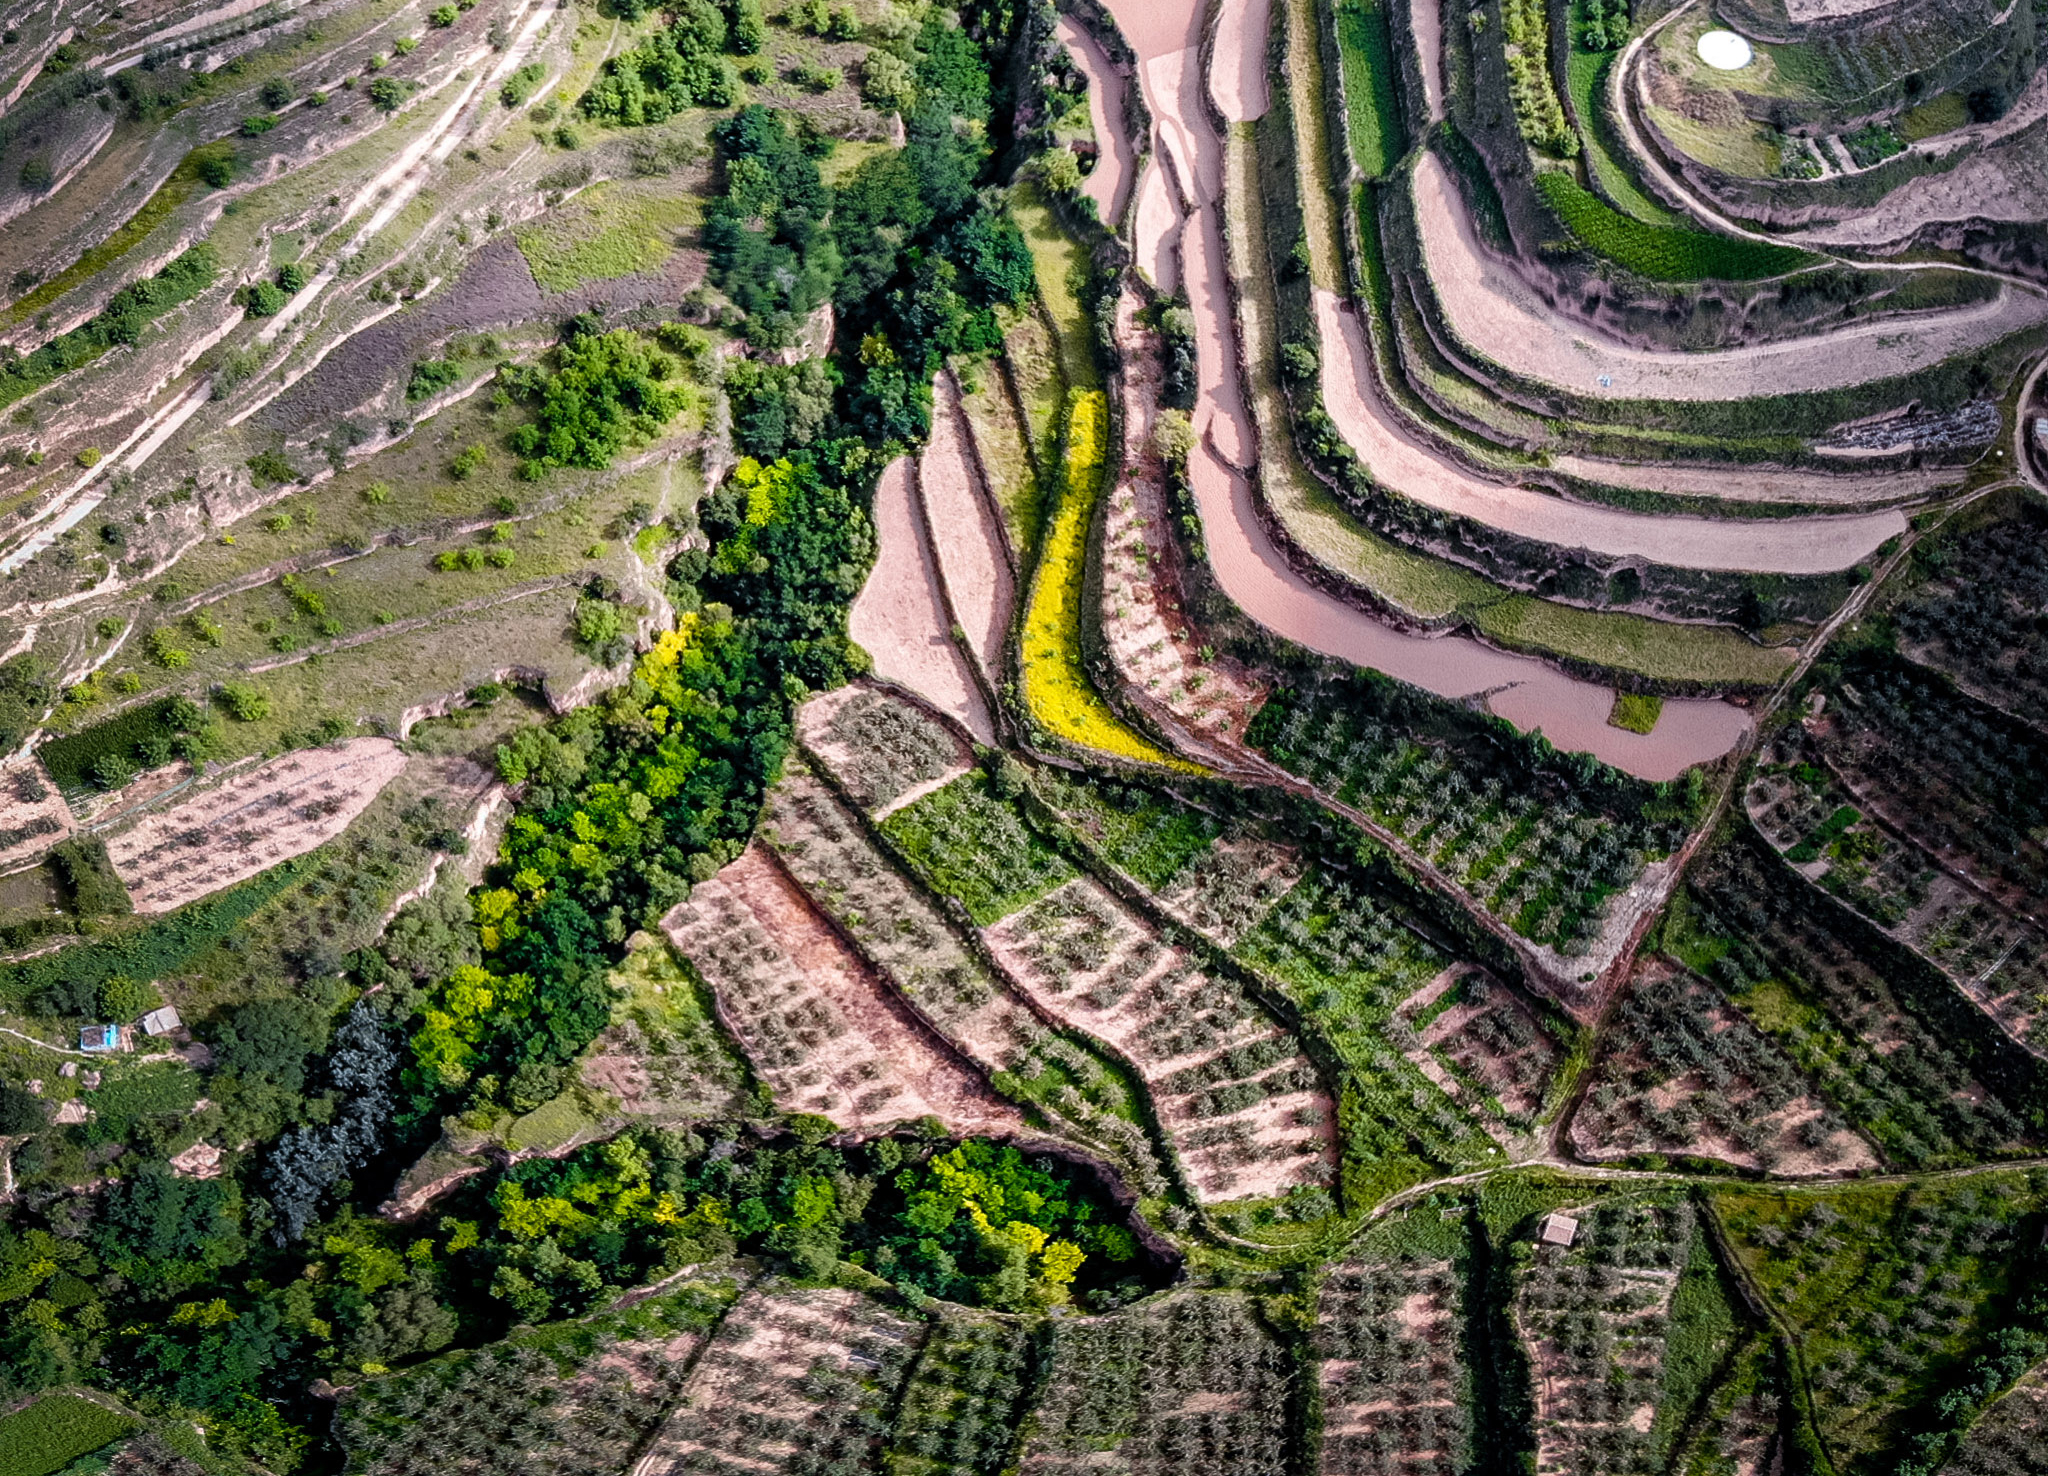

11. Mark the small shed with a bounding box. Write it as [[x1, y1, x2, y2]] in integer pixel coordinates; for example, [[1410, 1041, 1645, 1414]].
[[1538, 1212, 1580, 1248], [78, 1024, 121, 1053], [140, 1006, 183, 1037]]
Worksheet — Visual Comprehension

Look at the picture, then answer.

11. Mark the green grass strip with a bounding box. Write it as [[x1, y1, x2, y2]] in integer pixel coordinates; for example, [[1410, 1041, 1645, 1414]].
[[1535, 171, 1812, 282], [1334, 0, 1403, 180], [0, 1393, 137, 1476], [6, 141, 233, 325]]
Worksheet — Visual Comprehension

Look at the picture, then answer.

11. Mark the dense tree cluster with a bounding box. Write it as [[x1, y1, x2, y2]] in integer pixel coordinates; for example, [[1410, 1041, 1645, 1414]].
[[578, 0, 739, 126]]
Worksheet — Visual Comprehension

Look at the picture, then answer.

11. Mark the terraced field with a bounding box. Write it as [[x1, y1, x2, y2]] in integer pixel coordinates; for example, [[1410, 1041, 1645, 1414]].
[[0, 0, 2043, 1466]]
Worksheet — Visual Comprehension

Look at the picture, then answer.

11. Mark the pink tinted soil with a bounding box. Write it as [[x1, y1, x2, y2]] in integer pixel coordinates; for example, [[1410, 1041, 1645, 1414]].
[[1412, 0, 1446, 121], [105, 738, 408, 912], [1314, 286, 1908, 573], [0, 759, 73, 871], [848, 456, 995, 743], [1411, 152, 2048, 407], [1209, 0, 1273, 121], [1108, 0, 1747, 781], [1553, 451, 1958, 506], [1134, 158, 1186, 292], [665, 844, 1026, 1138], [1056, 14, 1136, 225], [919, 376, 1015, 686]]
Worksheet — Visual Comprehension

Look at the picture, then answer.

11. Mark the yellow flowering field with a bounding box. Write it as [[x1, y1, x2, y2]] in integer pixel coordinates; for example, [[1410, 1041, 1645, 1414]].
[[1020, 392, 1199, 771]]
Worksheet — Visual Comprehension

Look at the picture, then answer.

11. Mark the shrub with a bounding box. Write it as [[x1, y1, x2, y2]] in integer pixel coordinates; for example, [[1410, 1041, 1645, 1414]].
[[97, 973, 162, 1021], [18, 155, 53, 190], [199, 151, 236, 187], [76, 447, 102, 468], [218, 682, 271, 721], [51, 836, 133, 916], [248, 450, 297, 484], [502, 329, 692, 470], [237, 280, 289, 315], [406, 358, 464, 401], [261, 76, 293, 107], [578, 0, 737, 124], [394, 34, 420, 54], [500, 62, 547, 107], [368, 77, 406, 111], [432, 3, 458, 22], [728, 0, 764, 52], [240, 112, 278, 135], [277, 262, 309, 293], [449, 442, 489, 479]]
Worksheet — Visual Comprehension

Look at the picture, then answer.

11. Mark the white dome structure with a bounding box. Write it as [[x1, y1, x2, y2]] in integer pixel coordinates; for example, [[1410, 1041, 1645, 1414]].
[[1697, 29, 1756, 69]]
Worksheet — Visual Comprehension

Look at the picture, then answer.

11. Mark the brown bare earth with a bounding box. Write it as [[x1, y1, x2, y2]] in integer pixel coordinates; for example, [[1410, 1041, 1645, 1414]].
[[1103, 288, 1267, 752], [1569, 960, 1879, 1175], [103, 737, 408, 912], [793, 683, 974, 816], [919, 375, 1015, 687], [985, 875, 1336, 1202], [663, 844, 1027, 1137], [848, 457, 995, 743], [1397, 968, 1561, 1149], [0, 758, 73, 872], [633, 1286, 925, 1476], [1314, 286, 1908, 572]]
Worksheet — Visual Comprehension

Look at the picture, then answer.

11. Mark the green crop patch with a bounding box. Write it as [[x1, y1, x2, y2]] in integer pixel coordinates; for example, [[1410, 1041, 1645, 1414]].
[[0, 1393, 137, 1476], [879, 771, 1075, 925], [1335, 0, 1403, 179], [1535, 172, 1813, 281]]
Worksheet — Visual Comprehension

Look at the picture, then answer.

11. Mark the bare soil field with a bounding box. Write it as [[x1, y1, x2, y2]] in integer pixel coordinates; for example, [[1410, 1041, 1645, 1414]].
[[1396, 967, 1561, 1148], [1411, 152, 2048, 404], [102, 736, 407, 912], [0, 759, 72, 872], [1103, 290, 1267, 750], [1209, 0, 1273, 122], [985, 875, 1336, 1202], [918, 376, 1015, 688], [634, 1285, 924, 1476], [848, 457, 995, 744], [663, 843, 1027, 1137], [764, 761, 1171, 1190], [1314, 287, 1908, 573], [1056, 13, 1136, 226]]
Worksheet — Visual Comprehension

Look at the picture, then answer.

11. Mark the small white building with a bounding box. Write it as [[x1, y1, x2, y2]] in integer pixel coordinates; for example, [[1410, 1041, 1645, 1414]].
[[1539, 1212, 1580, 1248], [139, 1006, 183, 1037]]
